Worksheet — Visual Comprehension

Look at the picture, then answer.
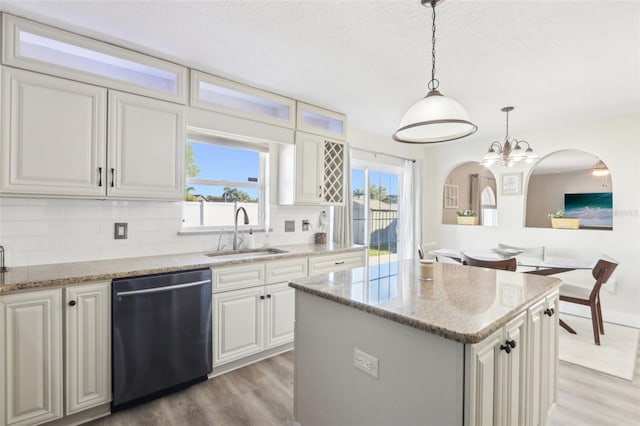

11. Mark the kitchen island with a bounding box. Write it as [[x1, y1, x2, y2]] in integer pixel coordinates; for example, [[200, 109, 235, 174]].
[[289, 261, 561, 426]]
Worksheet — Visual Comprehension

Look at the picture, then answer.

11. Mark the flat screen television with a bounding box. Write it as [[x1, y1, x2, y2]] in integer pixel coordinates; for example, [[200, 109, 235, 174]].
[[564, 192, 613, 229]]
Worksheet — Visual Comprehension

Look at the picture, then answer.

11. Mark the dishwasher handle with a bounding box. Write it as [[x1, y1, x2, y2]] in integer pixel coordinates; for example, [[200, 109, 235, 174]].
[[116, 279, 211, 297]]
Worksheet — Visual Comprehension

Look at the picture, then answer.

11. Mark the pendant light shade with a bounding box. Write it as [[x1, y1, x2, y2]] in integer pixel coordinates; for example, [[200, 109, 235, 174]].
[[393, 0, 477, 144], [393, 90, 478, 143]]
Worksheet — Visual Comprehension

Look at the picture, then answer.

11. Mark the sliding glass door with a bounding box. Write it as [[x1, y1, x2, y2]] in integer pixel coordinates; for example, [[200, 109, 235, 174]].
[[352, 162, 402, 292]]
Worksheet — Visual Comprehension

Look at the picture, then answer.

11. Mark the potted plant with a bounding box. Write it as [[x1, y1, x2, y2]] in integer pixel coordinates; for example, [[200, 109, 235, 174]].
[[456, 210, 479, 225], [548, 210, 580, 229]]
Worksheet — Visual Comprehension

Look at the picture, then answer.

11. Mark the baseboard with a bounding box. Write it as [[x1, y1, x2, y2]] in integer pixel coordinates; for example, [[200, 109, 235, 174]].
[[209, 343, 294, 378], [42, 403, 110, 426], [559, 302, 640, 328]]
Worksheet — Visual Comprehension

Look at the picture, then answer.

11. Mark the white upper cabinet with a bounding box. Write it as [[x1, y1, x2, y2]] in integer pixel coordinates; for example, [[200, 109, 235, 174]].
[[190, 70, 295, 129], [0, 68, 185, 200], [2, 14, 187, 104], [107, 91, 185, 200], [296, 102, 347, 140], [279, 132, 345, 205], [0, 67, 107, 197]]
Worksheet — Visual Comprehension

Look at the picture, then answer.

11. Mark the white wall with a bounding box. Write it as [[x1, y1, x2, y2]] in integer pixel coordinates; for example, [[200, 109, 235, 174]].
[[421, 113, 640, 326]]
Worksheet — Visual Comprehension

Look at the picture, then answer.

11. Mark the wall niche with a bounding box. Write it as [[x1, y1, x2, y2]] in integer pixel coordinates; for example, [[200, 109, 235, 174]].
[[525, 150, 613, 230], [442, 162, 497, 226]]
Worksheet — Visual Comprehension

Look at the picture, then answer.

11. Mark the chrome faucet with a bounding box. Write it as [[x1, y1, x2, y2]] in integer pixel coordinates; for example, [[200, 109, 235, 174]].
[[233, 205, 249, 250]]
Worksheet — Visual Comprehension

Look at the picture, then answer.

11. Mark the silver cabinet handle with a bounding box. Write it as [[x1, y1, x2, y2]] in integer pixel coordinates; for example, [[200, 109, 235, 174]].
[[110, 168, 115, 188], [98, 167, 103, 187], [116, 280, 211, 297], [318, 185, 323, 198]]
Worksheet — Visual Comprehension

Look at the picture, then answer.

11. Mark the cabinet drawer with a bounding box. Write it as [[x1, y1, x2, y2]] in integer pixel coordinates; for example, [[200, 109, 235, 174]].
[[308, 250, 366, 275], [265, 258, 308, 284], [212, 263, 265, 292]]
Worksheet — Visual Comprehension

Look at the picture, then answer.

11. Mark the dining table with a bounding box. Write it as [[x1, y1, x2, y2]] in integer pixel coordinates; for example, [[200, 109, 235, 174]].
[[428, 248, 594, 275]]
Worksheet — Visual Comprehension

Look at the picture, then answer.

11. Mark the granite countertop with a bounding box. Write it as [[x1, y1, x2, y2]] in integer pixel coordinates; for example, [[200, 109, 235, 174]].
[[0, 243, 363, 294], [288, 261, 561, 344]]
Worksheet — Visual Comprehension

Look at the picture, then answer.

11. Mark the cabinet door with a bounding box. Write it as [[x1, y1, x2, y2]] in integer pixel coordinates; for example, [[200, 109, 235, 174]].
[[213, 287, 264, 366], [107, 90, 185, 200], [295, 132, 324, 204], [322, 139, 345, 204], [500, 312, 527, 426], [0, 67, 107, 197], [465, 329, 501, 426], [65, 282, 111, 415], [0, 289, 63, 426], [540, 292, 559, 425], [265, 283, 295, 348], [527, 298, 546, 426]]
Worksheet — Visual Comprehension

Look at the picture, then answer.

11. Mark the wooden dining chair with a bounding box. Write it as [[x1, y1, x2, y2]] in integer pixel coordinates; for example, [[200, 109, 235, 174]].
[[558, 257, 618, 345], [461, 253, 517, 271]]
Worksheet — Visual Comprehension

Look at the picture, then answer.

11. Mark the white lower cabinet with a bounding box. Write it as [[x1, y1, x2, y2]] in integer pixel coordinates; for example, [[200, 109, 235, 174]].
[[213, 286, 265, 365], [528, 291, 559, 426], [213, 283, 296, 367], [264, 282, 296, 348], [465, 311, 527, 426], [0, 289, 63, 426], [1, 282, 112, 426], [65, 282, 111, 415], [212, 257, 310, 368]]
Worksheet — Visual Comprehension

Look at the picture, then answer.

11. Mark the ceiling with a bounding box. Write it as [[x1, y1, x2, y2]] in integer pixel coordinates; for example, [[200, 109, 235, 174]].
[[0, 0, 638, 145]]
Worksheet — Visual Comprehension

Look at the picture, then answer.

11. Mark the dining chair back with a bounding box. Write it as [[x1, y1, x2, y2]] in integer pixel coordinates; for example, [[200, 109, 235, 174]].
[[558, 256, 618, 345], [461, 253, 517, 271]]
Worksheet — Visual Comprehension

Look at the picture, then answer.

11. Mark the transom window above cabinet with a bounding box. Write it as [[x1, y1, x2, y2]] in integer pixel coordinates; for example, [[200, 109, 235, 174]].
[[2, 14, 188, 103], [296, 102, 347, 140], [190, 70, 295, 129]]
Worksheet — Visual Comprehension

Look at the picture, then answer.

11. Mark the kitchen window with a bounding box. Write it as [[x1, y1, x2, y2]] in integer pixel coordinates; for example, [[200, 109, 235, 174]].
[[182, 134, 268, 229]]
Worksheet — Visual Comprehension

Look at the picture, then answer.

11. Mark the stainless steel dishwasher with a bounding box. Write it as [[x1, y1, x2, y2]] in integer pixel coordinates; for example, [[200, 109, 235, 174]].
[[111, 268, 212, 410]]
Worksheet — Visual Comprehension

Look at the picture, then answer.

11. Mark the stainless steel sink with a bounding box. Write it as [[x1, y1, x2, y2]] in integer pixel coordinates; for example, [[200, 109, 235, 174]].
[[205, 248, 288, 261]]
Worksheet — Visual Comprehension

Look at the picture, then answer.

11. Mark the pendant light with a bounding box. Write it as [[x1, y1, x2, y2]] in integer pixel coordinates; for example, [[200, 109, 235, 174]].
[[481, 106, 539, 167], [393, 0, 477, 144]]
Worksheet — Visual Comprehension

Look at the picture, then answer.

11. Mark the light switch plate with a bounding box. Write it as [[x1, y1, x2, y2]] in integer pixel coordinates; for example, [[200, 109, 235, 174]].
[[114, 222, 128, 239], [285, 220, 295, 232]]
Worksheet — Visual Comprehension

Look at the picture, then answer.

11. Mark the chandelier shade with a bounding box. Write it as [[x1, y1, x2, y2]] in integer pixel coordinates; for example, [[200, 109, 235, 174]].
[[393, 0, 477, 144]]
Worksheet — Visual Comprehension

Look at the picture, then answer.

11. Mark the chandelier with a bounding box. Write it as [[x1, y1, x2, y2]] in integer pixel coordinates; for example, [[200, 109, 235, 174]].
[[393, 0, 477, 144], [481, 106, 539, 167]]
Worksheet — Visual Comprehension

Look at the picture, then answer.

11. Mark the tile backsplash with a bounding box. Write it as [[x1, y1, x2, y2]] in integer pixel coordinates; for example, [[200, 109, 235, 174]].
[[0, 197, 326, 267]]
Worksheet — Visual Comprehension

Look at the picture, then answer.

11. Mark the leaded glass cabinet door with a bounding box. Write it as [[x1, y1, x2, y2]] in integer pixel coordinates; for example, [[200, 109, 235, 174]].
[[323, 140, 345, 204]]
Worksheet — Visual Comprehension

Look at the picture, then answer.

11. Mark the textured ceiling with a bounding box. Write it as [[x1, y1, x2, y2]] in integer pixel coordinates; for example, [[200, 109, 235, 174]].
[[0, 0, 638, 144]]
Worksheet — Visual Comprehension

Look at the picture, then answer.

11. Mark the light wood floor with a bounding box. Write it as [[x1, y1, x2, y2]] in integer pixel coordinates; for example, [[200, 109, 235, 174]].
[[91, 344, 639, 426]]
